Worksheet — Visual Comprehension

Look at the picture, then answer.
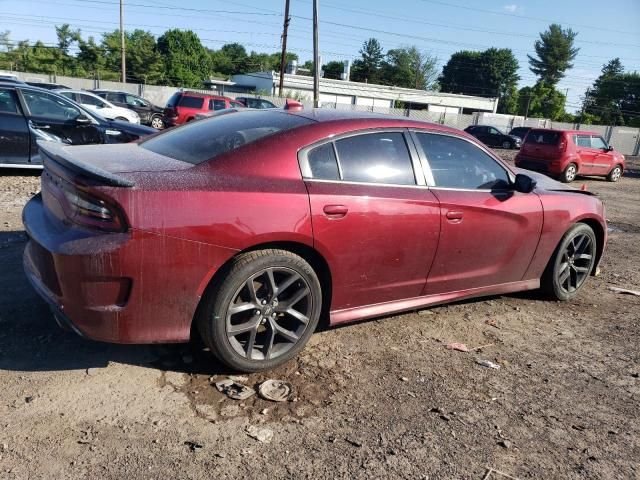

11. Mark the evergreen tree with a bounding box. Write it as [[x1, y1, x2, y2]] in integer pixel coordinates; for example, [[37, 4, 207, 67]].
[[351, 38, 384, 83], [528, 24, 579, 85]]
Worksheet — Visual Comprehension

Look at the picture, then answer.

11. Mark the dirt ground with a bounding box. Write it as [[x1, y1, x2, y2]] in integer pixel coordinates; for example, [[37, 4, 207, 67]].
[[0, 152, 638, 480]]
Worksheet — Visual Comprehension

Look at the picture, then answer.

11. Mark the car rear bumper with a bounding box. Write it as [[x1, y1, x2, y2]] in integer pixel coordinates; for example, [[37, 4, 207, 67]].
[[514, 155, 564, 174], [22, 194, 235, 344]]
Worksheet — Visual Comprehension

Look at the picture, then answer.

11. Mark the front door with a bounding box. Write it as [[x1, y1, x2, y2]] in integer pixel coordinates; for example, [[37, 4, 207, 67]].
[[590, 135, 615, 174], [0, 88, 30, 165], [18, 88, 104, 161], [300, 131, 441, 311], [412, 131, 544, 294], [574, 134, 598, 175]]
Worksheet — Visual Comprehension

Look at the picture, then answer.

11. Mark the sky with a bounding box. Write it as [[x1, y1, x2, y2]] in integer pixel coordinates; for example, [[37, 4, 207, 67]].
[[2, 0, 639, 112]]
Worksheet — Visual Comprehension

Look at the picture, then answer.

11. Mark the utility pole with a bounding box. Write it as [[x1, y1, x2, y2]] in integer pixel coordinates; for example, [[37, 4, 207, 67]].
[[278, 0, 291, 97], [120, 0, 126, 83], [312, 0, 320, 108], [524, 95, 531, 119]]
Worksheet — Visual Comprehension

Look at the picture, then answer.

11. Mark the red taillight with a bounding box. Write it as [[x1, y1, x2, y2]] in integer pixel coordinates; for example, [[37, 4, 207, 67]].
[[44, 172, 128, 232], [558, 137, 567, 152]]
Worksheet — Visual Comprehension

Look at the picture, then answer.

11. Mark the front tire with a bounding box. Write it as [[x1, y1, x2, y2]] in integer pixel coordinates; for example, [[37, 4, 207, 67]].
[[607, 165, 622, 182], [502, 140, 512, 149], [541, 223, 596, 301], [560, 163, 577, 183], [150, 116, 164, 129], [197, 249, 322, 372]]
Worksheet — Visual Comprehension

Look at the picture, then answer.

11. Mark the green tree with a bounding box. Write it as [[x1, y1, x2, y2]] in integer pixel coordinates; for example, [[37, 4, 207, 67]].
[[77, 36, 110, 79], [322, 61, 344, 79], [439, 48, 520, 113], [584, 60, 640, 127], [517, 82, 566, 120], [157, 29, 211, 87], [125, 30, 164, 84], [55, 24, 80, 55], [211, 43, 248, 76], [350, 38, 384, 83], [528, 24, 579, 85], [379, 46, 438, 90]]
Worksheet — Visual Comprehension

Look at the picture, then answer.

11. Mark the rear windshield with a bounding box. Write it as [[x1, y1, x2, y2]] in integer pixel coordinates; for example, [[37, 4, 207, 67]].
[[179, 96, 204, 109], [140, 110, 313, 165], [166, 92, 182, 107], [525, 130, 561, 145]]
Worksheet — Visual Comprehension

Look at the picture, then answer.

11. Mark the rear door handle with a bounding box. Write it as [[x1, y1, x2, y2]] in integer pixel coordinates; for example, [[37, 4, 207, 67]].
[[446, 210, 464, 221], [323, 204, 348, 219]]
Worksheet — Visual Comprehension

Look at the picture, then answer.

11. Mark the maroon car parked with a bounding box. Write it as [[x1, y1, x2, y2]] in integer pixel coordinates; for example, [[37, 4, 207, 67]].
[[23, 110, 607, 372], [163, 91, 245, 126], [515, 128, 625, 183]]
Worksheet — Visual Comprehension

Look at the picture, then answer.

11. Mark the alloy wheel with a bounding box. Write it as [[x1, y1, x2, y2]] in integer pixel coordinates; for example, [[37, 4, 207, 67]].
[[556, 233, 594, 294], [225, 267, 313, 361], [151, 117, 164, 129], [565, 164, 577, 182], [610, 166, 622, 181]]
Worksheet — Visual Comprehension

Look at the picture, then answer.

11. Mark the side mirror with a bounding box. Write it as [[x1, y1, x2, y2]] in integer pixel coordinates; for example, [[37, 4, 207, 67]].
[[606, 145, 614, 151], [513, 173, 537, 193]]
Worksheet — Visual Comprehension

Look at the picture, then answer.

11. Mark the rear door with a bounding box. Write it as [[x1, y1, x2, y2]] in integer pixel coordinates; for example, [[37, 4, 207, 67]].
[[0, 88, 30, 165], [413, 131, 543, 294], [300, 130, 441, 311], [574, 134, 597, 174]]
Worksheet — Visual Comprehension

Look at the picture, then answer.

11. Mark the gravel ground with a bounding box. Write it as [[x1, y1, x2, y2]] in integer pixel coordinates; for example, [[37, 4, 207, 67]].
[[0, 153, 638, 479]]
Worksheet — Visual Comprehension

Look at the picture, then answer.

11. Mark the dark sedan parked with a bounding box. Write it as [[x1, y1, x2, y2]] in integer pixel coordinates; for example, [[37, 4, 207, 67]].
[[91, 90, 165, 129], [464, 125, 521, 149], [0, 82, 155, 168], [508, 126, 532, 142]]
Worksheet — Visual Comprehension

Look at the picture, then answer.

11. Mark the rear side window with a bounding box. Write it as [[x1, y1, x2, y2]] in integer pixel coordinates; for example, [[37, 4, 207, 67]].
[[210, 99, 226, 110], [179, 96, 204, 109], [105, 92, 123, 103], [525, 130, 561, 145], [304, 143, 340, 180], [417, 133, 510, 190], [78, 93, 104, 107], [140, 110, 313, 165], [166, 92, 182, 107], [334, 132, 416, 185]]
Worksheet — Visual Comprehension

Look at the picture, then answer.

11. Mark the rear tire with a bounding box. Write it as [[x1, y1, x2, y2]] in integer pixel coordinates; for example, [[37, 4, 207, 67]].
[[197, 249, 322, 372], [607, 164, 622, 182], [540, 223, 596, 301], [560, 163, 577, 183]]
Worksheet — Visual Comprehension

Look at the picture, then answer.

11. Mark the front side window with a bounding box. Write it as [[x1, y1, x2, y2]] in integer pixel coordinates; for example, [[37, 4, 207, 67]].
[[22, 90, 82, 121], [334, 132, 416, 185], [78, 93, 103, 107], [125, 94, 146, 107], [489, 127, 501, 135], [416, 133, 510, 190], [576, 135, 591, 148], [591, 136, 608, 150]]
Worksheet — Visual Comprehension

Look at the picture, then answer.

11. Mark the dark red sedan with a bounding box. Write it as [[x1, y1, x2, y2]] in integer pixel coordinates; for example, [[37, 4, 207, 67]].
[[23, 110, 606, 372]]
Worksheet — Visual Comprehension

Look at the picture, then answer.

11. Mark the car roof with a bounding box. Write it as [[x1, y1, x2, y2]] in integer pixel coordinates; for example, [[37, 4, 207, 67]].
[[528, 127, 599, 135]]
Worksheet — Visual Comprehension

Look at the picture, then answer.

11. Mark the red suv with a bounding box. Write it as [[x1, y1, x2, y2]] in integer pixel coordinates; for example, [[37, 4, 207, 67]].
[[515, 129, 625, 183], [163, 92, 245, 126]]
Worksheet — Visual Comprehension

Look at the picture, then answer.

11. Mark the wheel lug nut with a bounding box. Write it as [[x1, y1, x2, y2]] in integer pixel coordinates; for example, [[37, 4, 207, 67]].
[[261, 300, 267, 305], [255, 310, 260, 315], [272, 313, 277, 318]]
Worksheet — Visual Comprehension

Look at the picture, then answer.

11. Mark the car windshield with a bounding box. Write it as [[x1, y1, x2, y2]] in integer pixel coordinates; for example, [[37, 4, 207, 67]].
[[139, 110, 313, 165]]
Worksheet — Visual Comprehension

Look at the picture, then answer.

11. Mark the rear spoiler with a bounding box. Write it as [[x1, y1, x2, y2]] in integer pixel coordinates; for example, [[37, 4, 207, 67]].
[[37, 140, 135, 188]]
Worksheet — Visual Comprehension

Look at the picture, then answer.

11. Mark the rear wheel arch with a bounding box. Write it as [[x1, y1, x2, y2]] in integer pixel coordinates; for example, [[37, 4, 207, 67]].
[[190, 241, 333, 342]]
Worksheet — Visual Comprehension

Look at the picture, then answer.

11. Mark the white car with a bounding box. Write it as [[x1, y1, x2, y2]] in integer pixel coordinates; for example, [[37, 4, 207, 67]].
[[55, 90, 140, 124]]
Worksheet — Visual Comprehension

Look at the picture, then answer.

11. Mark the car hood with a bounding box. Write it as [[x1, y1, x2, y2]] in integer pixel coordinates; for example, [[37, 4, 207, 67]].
[[513, 167, 596, 196]]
